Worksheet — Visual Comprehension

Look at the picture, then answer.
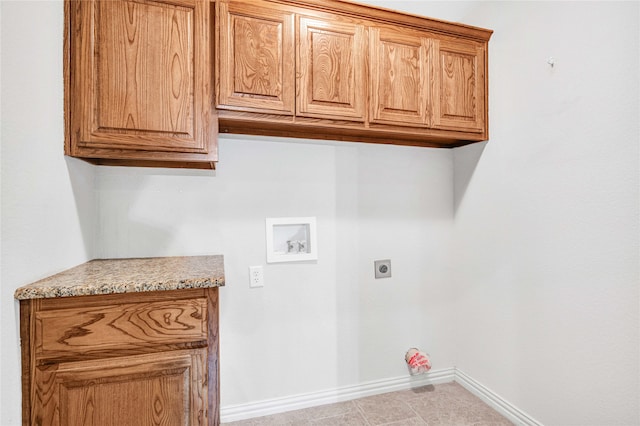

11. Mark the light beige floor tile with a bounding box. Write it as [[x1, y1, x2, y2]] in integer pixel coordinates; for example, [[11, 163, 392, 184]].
[[309, 410, 369, 425], [405, 383, 512, 426], [223, 408, 310, 426], [222, 382, 513, 426], [303, 400, 359, 420], [354, 393, 417, 425]]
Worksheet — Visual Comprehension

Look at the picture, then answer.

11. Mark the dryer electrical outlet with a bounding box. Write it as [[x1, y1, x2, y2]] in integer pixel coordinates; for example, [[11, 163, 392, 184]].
[[374, 259, 392, 279]]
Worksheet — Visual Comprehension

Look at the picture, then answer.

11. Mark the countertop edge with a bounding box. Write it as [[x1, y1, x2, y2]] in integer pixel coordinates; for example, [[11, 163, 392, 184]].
[[14, 279, 225, 300], [14, 255, 226, 300]]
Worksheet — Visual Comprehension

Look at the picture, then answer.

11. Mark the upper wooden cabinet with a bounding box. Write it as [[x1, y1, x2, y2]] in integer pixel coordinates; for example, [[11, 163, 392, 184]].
[[432, 37, 486, 133], [217, 1, 295, 114], [215, 0, 492, 148], [370, 26, 430, 128], [64, 0, 492, 170], [297, 16, 367, 121], [65, 0, 218, 169]]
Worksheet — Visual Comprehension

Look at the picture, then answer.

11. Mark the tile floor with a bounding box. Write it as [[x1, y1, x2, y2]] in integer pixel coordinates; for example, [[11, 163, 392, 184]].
[[222, 382, 514, 425]]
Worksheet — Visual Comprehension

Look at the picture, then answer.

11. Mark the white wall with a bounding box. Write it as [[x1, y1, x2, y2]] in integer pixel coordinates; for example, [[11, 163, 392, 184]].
[[95, 136, 456, 405], [0, 1, 456, 422], [1, 1, 639, 425], [452, 2, 640, 425], [0, 1, 97, 424]]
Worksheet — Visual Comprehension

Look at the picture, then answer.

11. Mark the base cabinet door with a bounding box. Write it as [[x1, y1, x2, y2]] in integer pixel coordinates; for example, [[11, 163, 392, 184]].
[[34, 351, 207, 426]]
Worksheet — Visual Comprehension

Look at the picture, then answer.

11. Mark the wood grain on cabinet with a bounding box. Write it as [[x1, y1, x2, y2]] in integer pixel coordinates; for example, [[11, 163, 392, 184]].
[[370, 26, 430, 127], [432, 37, 486, 134], [33, 350, 207, 426], [65, 0, 217, 169], [215, 0, 492, 148], [297, 16, 366, 121], [217, 1, 295, 114], [20, 288, 220, 426]]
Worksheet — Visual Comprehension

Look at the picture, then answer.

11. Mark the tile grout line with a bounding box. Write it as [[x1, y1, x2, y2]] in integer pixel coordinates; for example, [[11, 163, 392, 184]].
[[402, 396, 427, 425], [354, 399, 373, 425]]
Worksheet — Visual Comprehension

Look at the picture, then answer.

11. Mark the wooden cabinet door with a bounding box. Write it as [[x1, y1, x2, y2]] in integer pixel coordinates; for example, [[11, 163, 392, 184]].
[[217, 1, 295, 114], [68, 0, 212, 153], [431, 38, 486, 133], [370, 27, 430, 127], [32, 350, 207, 426], [297, 17, 366, 121]]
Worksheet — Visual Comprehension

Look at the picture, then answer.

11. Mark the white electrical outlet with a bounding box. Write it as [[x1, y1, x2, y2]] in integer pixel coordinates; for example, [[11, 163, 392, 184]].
[[249, 266, 264, 288]]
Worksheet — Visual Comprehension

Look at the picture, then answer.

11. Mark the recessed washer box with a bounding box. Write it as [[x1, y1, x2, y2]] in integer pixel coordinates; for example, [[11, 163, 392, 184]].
[[266, 217, 318, 263]]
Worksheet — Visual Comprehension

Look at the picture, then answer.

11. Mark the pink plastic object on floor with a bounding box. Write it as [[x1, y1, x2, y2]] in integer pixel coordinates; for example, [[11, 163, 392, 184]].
[[405, 348, 432, 375]]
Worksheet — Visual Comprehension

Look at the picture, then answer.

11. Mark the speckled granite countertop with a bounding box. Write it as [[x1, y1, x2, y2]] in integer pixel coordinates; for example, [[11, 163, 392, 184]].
[[14, 255, 225, 300]]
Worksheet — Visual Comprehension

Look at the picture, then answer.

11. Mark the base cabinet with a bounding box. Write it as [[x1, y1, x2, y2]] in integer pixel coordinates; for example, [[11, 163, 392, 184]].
[[20, 288, 219, 426]]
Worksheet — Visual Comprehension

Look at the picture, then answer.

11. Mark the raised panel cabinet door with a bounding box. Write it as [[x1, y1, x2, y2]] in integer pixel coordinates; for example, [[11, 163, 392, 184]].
[[297, 16, 366, 121], [432, 38, 486, 133], [217, 1, 295, 114], [69, 0, 212, 153], [370, 27, 429, 127], [32, 350, 207, 426]]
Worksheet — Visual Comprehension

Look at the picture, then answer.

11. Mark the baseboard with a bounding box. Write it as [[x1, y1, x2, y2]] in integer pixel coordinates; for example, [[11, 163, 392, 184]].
[[454, 369, 543, 426], [220, 367, 456, 423], [220, 367, 543, 424]]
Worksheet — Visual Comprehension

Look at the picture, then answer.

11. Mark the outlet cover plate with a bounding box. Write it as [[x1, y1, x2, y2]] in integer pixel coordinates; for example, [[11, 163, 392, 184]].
[[374, 259, 391, 279], [249, 265, 264, 288]]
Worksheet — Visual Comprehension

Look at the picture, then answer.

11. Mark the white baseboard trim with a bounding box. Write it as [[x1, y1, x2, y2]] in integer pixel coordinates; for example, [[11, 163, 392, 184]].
[[220, 367, 543, 425], [220, 367, 456, 423], [454, 369, 543, 426]]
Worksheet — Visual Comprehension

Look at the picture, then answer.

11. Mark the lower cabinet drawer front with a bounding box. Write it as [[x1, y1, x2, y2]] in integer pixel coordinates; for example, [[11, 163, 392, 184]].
[[35, 298, 208, 360]]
